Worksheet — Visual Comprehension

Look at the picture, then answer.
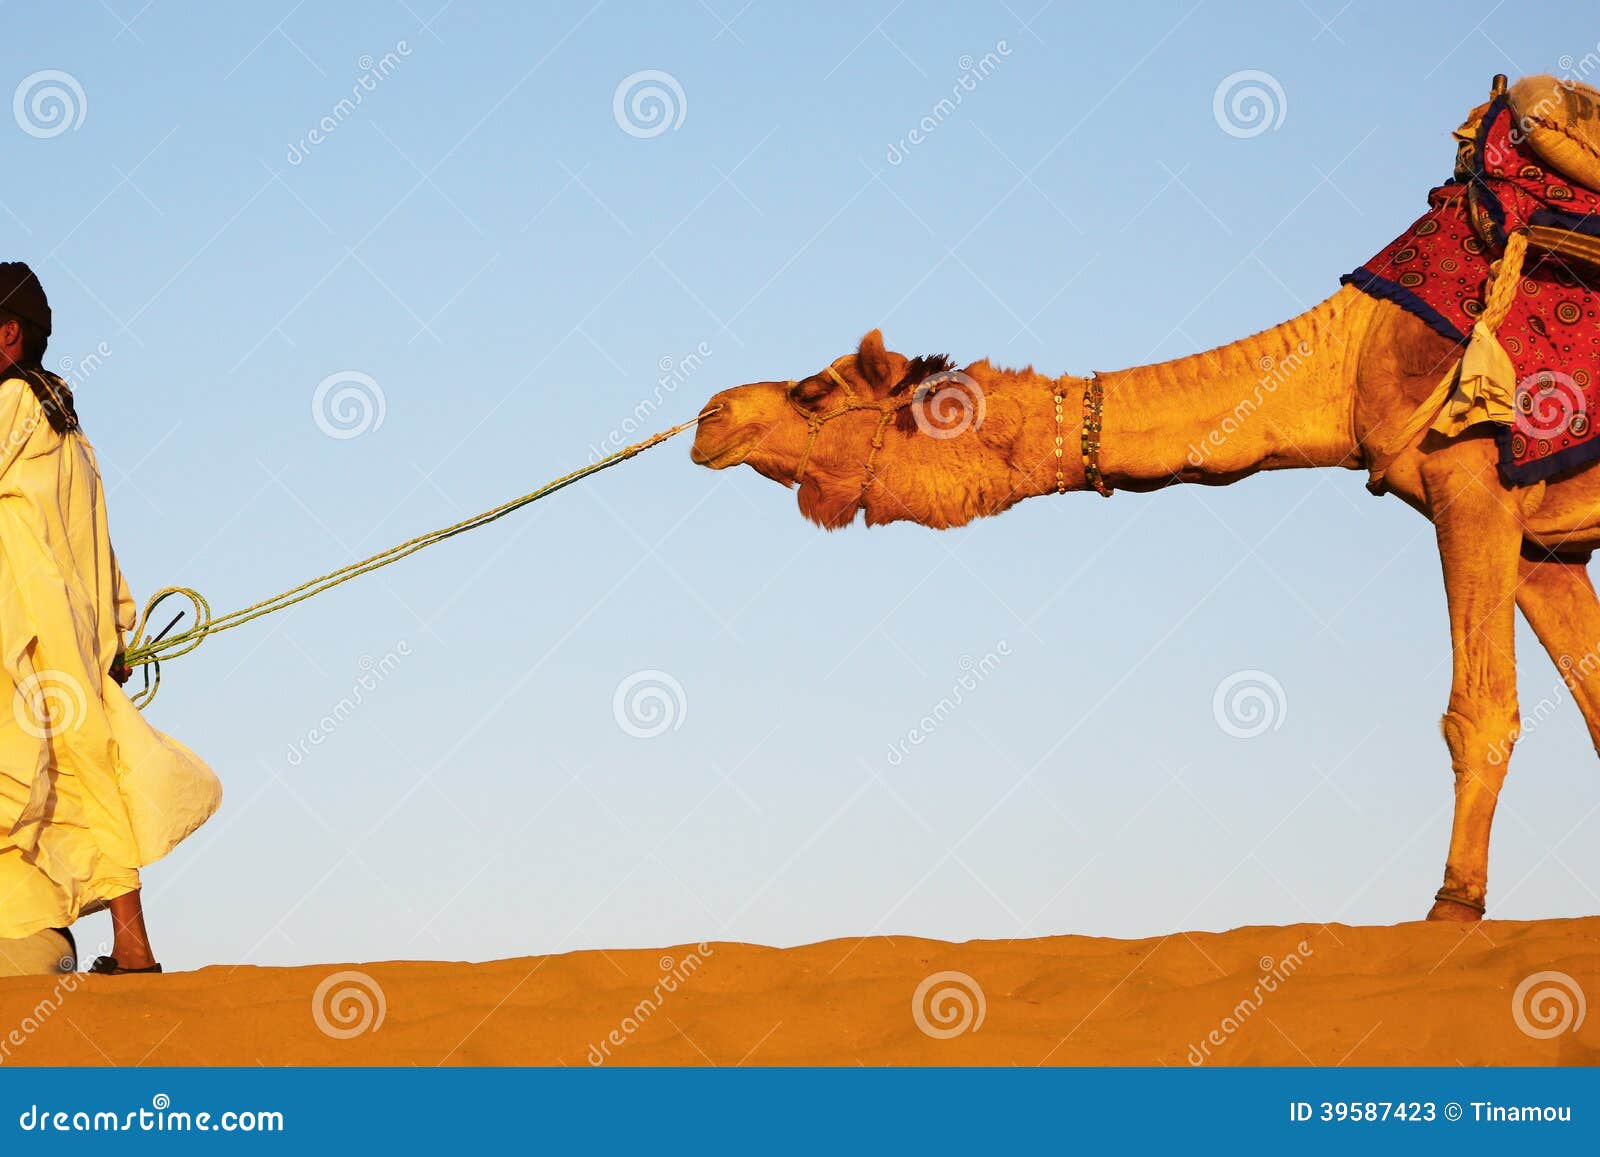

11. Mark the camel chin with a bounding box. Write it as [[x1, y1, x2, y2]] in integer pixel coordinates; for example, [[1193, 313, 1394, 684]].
[[689, 432, 756, 470]]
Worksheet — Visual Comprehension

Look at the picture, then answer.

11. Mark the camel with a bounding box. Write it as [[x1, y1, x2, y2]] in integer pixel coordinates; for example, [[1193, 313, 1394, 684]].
[[689, 287, 1600, 923]]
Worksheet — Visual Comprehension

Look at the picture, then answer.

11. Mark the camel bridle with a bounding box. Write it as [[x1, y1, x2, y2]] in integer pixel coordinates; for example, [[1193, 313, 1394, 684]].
[[784, 360, 1114, 501], [785, 361, 917, 495]]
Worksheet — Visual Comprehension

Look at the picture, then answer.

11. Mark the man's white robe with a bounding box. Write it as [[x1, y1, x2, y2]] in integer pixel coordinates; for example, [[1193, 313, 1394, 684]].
[[0, 374, 220, 938]]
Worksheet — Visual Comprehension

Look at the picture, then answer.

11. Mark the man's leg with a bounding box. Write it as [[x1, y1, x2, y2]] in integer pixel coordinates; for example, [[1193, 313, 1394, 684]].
[[107, 889, 158, 969]]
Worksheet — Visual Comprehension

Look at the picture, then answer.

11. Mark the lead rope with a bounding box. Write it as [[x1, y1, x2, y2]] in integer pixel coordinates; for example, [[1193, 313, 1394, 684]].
[[120, 410, 715, 709]]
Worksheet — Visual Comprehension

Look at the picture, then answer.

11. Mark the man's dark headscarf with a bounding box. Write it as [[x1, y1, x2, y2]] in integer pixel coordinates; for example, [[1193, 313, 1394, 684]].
[[0, 261, 77, 434]]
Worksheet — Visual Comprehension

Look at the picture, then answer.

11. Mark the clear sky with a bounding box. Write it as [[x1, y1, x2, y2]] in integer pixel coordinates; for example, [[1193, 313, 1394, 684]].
[[9, 1, 1598, 970]]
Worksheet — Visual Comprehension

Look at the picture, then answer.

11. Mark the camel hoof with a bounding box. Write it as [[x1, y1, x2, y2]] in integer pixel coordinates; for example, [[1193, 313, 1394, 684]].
[[1425, 897, 1484, 923]]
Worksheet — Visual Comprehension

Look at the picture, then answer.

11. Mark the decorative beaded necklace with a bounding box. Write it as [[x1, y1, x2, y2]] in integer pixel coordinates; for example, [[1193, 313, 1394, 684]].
[[1078, 374, 1111, 498]]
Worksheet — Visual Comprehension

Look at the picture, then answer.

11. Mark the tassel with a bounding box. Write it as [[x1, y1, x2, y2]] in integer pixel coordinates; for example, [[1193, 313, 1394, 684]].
[[1429, 230, 1529, 439], [1429, 317, 1518, 437]]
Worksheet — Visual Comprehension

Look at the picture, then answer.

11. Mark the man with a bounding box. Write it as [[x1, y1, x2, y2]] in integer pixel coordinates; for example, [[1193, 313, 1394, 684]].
[[0, 262, 220, 975]]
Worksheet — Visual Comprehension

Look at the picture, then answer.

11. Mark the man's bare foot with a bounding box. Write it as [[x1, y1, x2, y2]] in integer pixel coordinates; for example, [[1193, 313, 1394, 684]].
[[106, 888, 159, 970]]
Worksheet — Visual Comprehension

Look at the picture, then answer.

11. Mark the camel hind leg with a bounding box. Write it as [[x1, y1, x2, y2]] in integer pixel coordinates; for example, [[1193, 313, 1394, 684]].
[[1515, 547, 1600, 755]]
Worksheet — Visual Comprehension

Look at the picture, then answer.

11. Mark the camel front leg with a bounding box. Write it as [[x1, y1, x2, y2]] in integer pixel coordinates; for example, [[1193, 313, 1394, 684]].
[[1421, 441, 1524, 922], [1516, 548, 1600, 752]]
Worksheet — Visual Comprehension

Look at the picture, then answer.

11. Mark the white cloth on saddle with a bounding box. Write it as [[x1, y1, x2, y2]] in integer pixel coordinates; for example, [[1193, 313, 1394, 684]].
[[1509, 75, 1600, 194], [0, 927, 73, 975], [0, 375, 220, 938]]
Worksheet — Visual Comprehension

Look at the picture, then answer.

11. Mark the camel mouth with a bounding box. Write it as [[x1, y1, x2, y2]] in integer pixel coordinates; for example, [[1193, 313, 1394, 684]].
[[689, 420, 758, 469]]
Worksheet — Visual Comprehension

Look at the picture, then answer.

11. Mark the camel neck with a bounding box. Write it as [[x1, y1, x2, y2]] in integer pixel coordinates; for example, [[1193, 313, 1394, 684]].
[[1069, 289, 1366, 493]]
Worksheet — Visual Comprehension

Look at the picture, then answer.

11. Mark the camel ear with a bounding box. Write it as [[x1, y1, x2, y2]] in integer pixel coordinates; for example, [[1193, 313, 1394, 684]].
[[856, 329, 896, 390]]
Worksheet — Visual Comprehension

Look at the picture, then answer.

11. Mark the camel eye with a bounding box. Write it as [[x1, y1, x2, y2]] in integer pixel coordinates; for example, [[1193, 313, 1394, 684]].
[[791, 376, 833, 407]]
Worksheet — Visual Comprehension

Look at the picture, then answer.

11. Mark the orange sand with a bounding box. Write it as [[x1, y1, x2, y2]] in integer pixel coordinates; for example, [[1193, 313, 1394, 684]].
[[2, 918, 1596, 1066]]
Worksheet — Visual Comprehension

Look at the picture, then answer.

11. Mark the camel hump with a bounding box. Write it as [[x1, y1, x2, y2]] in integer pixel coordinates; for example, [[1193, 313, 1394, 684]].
[[1509, 74, 1600, 193]]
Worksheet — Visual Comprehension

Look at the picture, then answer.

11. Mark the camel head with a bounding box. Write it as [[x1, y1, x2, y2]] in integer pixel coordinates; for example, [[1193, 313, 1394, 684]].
[[691, 329, 1046, 530]]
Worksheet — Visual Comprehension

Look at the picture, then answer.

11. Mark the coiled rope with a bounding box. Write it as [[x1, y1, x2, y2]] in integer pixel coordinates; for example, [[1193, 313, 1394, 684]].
[[120, 411, 713, 708]]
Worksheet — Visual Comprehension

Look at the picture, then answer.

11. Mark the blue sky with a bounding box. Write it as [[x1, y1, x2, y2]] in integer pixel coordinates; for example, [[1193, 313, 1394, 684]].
[[9, 0, 1599, 969]]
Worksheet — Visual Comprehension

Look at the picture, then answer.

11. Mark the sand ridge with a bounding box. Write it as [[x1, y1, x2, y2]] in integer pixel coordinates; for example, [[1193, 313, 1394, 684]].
[[1, 917, 1595, 1066]]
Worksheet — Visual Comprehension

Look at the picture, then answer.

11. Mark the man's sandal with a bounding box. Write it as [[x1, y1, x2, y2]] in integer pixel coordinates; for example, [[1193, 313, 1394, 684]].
[[87, 956, 162, 975]]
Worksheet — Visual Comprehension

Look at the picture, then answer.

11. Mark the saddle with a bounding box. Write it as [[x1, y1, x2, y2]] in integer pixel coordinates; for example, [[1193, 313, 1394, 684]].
[[1347, 75, 1600, 491], [1456, 74, 1600, 267]]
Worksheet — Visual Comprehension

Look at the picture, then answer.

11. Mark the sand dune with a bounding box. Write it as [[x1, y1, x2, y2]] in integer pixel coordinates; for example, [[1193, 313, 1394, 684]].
[[1, 917, 1595, 1066]]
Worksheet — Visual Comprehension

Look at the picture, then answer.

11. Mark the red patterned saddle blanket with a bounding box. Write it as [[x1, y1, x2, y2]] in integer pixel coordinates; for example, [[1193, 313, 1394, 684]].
[[1343, 89, 1600, 484]]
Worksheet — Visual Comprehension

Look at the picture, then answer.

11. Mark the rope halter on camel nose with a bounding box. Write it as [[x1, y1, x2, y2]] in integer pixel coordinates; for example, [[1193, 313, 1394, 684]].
[[785, 361, 914, 493], [786, 360, 1114, 499]]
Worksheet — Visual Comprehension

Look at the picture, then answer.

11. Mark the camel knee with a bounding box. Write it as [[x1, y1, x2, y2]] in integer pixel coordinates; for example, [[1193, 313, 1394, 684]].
[[1440, 704, 1519, 782]]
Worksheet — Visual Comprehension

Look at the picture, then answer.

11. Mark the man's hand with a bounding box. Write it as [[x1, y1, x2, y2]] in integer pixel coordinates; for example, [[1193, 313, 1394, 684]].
[[110, 653, 133, 686]]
